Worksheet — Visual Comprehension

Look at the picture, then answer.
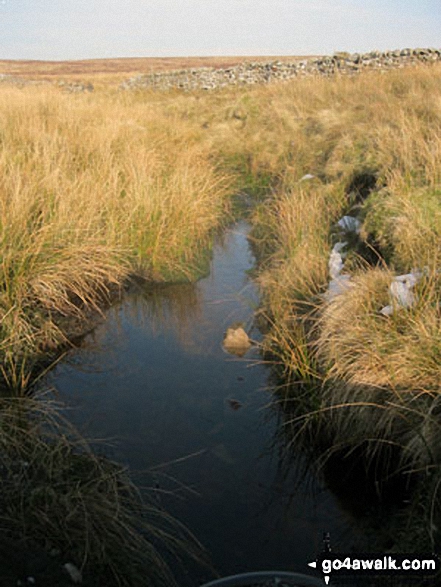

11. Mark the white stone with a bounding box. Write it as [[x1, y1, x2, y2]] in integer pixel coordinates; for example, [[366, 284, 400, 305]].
[[325, 274, 352, 301], [299, 173, 315, 182], [380, 269, 423, 315]]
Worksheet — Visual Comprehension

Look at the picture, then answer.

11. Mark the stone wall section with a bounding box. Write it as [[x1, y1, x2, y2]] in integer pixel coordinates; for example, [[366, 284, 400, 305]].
[[120, 48, 441, 91]]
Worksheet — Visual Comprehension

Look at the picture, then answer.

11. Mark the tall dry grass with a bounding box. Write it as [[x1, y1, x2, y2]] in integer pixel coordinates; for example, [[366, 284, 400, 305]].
[[0, 394, 206, 585], [1, 64, 440, 398], [0, 86, 232, 381], [242, 65, 441, 394]]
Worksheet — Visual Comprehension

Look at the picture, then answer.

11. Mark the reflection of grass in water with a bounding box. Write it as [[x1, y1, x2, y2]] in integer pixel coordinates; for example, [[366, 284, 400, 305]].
[[0, 394, 207, 586], [118, 281, 207, 354], [129, 282, 201, 335]]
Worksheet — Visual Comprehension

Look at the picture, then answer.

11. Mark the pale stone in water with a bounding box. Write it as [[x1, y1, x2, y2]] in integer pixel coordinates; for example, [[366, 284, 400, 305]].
[[212, 443, 236, 465], [223, 326, 251, 356]]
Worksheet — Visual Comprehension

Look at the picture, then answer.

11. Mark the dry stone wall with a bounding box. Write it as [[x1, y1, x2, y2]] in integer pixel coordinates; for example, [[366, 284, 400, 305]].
[[120, 48, 441, 91]]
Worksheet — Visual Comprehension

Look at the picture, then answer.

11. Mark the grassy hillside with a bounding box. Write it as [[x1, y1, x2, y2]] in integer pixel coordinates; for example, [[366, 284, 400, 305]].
[[1, 60, 440, 390]]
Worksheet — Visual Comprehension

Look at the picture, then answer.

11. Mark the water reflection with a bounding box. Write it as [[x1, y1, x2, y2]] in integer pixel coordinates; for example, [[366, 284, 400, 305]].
[[124, 282, 202, 348], [46, 222, 355, 585]]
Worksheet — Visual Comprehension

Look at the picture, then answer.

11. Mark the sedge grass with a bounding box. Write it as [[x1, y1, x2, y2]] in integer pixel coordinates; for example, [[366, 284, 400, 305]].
[[0, 393, 207, 586], [0, 85, 233, 384], [244, 65, 441, 395]]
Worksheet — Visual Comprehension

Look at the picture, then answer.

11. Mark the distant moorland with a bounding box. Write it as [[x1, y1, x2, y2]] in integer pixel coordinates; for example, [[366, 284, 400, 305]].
[[0, 54, 315, 84]]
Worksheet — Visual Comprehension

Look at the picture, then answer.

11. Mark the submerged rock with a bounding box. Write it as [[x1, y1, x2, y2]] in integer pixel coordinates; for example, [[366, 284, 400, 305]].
[[223, 325, 251, 356], [211, 443, 236, 465], [227, 398, 243, 410]]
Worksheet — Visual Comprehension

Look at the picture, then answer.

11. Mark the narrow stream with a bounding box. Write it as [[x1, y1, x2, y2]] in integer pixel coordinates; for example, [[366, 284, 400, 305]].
[[45, 222, 356, 585]]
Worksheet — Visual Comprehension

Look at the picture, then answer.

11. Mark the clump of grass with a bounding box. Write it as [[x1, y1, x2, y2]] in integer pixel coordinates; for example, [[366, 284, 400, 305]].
[[253, 182, 346, 288], [362, 186, 441, 270], [316, 266, 441, 392], [0, 394, 206, 586], [250, 181, 347, 382], [246, 64, 441, 394], [0, 86, 233, 383]]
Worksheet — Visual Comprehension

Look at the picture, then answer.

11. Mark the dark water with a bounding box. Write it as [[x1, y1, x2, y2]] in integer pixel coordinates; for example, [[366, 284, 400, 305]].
[[46, 222, 356, 584]]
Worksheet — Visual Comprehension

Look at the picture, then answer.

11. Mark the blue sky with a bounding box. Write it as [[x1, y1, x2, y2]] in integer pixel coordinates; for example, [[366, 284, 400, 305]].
[[0, 0, 439, 61]]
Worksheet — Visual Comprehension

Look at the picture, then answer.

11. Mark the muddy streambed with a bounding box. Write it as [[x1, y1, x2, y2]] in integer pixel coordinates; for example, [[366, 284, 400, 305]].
[[45, 222, 357, 585]]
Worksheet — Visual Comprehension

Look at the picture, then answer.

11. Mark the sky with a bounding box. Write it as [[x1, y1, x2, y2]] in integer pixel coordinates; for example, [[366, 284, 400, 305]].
[[0, 0, 440, 61]]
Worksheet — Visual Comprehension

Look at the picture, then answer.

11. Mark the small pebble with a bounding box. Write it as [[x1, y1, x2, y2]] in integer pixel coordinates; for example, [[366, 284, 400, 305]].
[[228, 399, 243, 410]]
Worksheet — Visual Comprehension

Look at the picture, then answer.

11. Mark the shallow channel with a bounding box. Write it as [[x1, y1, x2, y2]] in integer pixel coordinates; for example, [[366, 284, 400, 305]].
[[46, 221, 356, 585]]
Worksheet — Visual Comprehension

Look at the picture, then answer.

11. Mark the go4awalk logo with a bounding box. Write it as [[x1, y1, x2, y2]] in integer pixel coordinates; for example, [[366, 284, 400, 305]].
[[308, 553, 440, 585]]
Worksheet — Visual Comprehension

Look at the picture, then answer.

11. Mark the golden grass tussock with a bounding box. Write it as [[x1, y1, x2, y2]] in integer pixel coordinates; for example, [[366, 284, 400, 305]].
[[362, 186, 441, 270], [317, 268, 441, 391], [0, 86, 233, 378], [245, 64, 441, 393], [252, 182, 347, 382]]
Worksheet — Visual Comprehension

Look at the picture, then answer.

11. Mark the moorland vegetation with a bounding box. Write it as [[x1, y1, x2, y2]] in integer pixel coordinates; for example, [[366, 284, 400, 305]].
[[0, 57, 440, 582]]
